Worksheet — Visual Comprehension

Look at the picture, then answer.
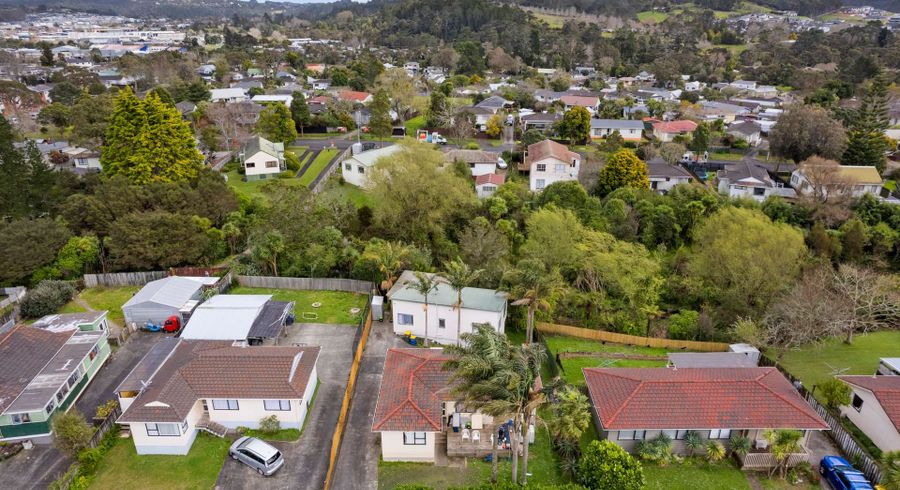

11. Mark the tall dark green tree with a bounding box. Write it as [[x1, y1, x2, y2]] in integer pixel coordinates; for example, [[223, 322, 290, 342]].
[[290, 91, 311, 137], [842, 75, 890, 172], [368, 89, 393, 142], [0, 115, 29, 218], [454, 41, 486, 75], [40, 43, 54, 66]]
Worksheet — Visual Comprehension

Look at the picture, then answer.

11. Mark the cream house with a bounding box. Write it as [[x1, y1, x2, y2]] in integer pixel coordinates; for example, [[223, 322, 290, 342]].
[[838, 375, 900, 452], [117, 339, 318, 455], [521, 139, 581, 192], [241, 136, 285, 181]]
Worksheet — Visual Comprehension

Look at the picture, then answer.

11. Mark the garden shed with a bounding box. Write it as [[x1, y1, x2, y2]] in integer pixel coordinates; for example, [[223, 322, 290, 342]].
[[122, 277, 204, 328]]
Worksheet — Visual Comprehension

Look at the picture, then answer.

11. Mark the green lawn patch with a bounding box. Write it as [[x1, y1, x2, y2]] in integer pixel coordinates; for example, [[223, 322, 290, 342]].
[[638, 10, 669, 23], [320, 180, 377, 209], [559, 357, 668, 385], [544, 334, 673, 357], [532, 12, 566, 28], [242, 428, 301, 442], [298, 149, 339, 187], [404, 115, 427, 134], [228, 286, 367, 325], [297, 132, 345, 139], [58, 301, 88, 315], [224, 169, 306, 201], [770, 331, 900, 390], [713, 44, 750, 56], [710, 152, 745, 161], [884, 180, 896, 192], [90, 432, 230, 490], [63, 286, 140, 326], [643, 458, 751, 490]]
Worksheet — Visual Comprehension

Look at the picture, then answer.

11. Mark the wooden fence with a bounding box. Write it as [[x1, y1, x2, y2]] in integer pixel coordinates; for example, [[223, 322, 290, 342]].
[[236, 275, 373, 294], [536, 322, 730, 352], [739, 451, 809, 470], [804, 394, 883, 484], [83, 271, 166, 288], [311, 144, 353, 194]]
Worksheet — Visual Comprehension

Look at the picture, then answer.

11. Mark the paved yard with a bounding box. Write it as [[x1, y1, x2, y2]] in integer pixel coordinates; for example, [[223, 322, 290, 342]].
[[215, 323, 355, 490], [332, 321, 407, 490], [0, 444, 70, 490]]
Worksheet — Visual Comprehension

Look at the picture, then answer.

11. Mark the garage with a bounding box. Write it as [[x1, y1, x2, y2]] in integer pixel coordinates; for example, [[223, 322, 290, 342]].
[[122, 277, 204, 328]]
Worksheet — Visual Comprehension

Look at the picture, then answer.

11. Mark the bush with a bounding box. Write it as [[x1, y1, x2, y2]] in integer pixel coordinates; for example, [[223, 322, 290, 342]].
[[52, 411, 93, 457], [259, 415, 281, 434], [577, 440, 644, 490], [284, 152, 301, 173], [464, 142, 481, 150], [667, 310, 700, 340], [636, 433, 676, 465], [819, 378, 852, 409], [277, 171, 294, 179], [235, 426, 249, 435], [20, 280, 77, 318], [94, 400, 118, 420]]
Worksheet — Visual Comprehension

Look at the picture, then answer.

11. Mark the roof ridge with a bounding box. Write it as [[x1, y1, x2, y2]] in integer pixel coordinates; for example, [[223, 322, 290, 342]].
[[755, 369, 827, 428], [584, 369, 643, 427], [406, 357, 445, 430]]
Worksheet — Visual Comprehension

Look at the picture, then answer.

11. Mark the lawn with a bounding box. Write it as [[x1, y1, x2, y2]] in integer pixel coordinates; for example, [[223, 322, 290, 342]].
[[228, 286, 367, 325], [643, 459, 751, 490], [58, 286, 140, 326], [713, 44, 750, 56], [404, 115, 427, 134], [242, 428, 300, 442], [637, 11, 669, 23], [320, 180, 377, 208], [542, 335, 676, 385], [224, 169, 306, 200], [770, 331, 900, 390], [298, 148, 339, 187], [532, 12, 566, 28], [543, 334, 673, 357], [710, 152, 745, 161], [90, 433, 230, 490], [559, 357, 667, 385]]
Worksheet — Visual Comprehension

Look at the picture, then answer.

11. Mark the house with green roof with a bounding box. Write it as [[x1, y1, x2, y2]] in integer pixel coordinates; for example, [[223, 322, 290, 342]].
[[386, 271, 508, 345], [340, 144, 403, 188], [241, 135, 285, 181]]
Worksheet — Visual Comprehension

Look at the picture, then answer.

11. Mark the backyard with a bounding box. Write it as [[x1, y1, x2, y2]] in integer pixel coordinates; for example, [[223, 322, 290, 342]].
[[320, 179, 377, 208], [58, 286, 141, 326], [224, 168, 306, 200], [90, 433, 230, 490], [228, 286, 367, 324], [542, 334, 671, 385]]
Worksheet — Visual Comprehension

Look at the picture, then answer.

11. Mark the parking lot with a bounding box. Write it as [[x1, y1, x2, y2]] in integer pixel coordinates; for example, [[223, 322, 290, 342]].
[[215, 323, 355, 490]]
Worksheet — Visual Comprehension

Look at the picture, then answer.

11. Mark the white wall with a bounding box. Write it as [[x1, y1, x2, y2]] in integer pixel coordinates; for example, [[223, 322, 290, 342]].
[[391, 300, 506, 345], [341, 158, 370, 188], [650, 176, 691, 194], [841, 387, 900, 452], [591, 127, 643, 141], [208, 398, 304, 429], [476, 184, 498, 199], [130, 400, 204, 455], [244, 151, 282, 177], [380, 431, 437, 462], [529, 156, 580, 192]]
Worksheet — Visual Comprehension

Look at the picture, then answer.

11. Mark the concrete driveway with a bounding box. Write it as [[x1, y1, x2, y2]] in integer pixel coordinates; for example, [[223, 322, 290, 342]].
[[215, 323, 355, 490], [0, 444, 70, 490], [332, 321, 407, 490]]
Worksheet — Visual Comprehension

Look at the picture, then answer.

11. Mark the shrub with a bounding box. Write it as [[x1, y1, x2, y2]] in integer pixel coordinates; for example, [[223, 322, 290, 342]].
[[20, 280, 77, 318], [577, 440, 644, 490], [729, 435, 751, 458], [464, 142, 481, 150], [285, 152, 301, 172], [94, 400, 118, 420], [52, 411, 94, 457], [819, 378, 852, 409], [683, 430, 703, 456], [77, 447, 104, 474], [235, 426, 249, 435], [636, 433, 675, 465], [706, 441, 726, 463], [667, 310, 700, 340], [258, 415, 281, 434]]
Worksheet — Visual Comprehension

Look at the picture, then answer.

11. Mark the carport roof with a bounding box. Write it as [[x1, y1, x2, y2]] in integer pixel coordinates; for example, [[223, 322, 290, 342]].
[[123, 277, 203, 309], [180, 295, 273, 341]]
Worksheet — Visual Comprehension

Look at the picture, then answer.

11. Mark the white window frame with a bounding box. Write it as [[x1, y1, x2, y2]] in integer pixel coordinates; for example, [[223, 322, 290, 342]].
[[535, 179, 546, 190], [617, 430, 646, 441], [397, 314, 414, 326], [344, 163, 351, 171], [146, 422, 180, 437], [212, 399, 239, 410], [675, 430, 688, 440], [536, 163, 547, 172], [709, 429, 731, 440], [403, 431, 427, 445], [264, 400, 291, 411], [554, 164, 565, 173], [10, 413, 31, 424]]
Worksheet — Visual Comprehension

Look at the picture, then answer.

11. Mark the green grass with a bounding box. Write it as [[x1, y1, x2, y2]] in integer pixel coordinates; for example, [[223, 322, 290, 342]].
[[228, 286, 367, 325], [713, 44, 750, 56], [224, 169, 306, 200], [884, 180, 896, 192], [298, 149, 339, 187], [770, 331, 900, 390], [532, 12, 566, 28], [242, 428, 301, 442], [297, 132, 345, 139], [638, 10, 669, 23], [60, 286, 140, 326], [560, 357, 668, 385], [643, 458, 751, 490], [58, 301, 88, 315], [321, 180, 377, 208], [544, 334, 673, 357], [90, 432, 230, 490], [404, 115, 427, 134], [710, 152, 745, 161]]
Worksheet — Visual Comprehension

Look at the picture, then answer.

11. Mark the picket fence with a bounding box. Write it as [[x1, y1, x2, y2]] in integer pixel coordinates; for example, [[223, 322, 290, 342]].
[[236, 275, 373, 294], [536, 322, 730, 352]]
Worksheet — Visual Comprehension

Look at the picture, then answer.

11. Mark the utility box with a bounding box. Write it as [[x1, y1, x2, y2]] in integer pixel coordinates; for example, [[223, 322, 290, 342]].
[[371, 296, 384, 321]]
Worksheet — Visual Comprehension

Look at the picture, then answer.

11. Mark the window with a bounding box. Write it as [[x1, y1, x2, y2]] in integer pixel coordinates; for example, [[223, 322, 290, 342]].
[[265, 160, 278, 168], [357, 165, 365, 174], [438, 319, 446, 329], [68, 371, 80, 388], [264, 400, 291, 411], [536, 163, 546, 172], [11, 413, 31, 424], [852, 394, 864, 412], [45, 401, 55, 414], [344, 163, 351, 171], [89, 344, 100, 361], [535, 179, 546, 190], [146, 423, 180, 437], [618, 430, 646, 441], [753, 187, 766, 196], [397, 314, 414, 326], [675, 430, 688, 440], [709, 429, 731, 439], [403, 432, 427, 445], [246, 162, 256, 168], [483, 185, 496, 193], [212, 399, 239, 410], [662, 430, 677, 439], [554, 164, 565, 173], [56, 384, 69, 403]]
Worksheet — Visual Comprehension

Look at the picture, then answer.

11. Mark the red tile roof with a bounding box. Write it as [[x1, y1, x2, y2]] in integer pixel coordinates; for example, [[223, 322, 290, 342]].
[[524, 139, 580, 168], [475, 173, 505, 186], [839, 375, 900, 431], [583, 367, 828, 430], [339, 90, 372, 103], [653, 120, 698, 134], [560, 95, 599, 107], [372, 348, 453, 432]]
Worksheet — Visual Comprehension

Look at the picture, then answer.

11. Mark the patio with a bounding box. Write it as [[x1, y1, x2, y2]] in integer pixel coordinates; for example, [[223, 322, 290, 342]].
[[444, 411, 513, 458]]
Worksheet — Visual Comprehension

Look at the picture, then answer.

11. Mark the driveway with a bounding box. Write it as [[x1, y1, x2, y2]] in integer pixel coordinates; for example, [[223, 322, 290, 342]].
[[332, 321, 407, 490], [215, 323, 355, 490], [0, 444, 70, 489], [74, 331, 168, 419]]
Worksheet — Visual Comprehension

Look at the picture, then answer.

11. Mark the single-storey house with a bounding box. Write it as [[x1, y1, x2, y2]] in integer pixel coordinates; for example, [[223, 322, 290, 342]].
[[474, 95, 510, 114], [122, 276, 204, 328], [0, 323, 111, 443], [590, 119, 644, 141], [210, 88, 249, 104], [475, 173, 505, 199], [338, 90, 372, 105], [32, 311, 110, 333], [521, 112, 562, 132], [251, 94, 293, 107], [444, 149, 500, 177], [790, 165, 883, 200], [341, 144, 403, 188], [521, 139, 581, 192], [241, 136, 285, 181], [838, 375, 900, 452], [584, 367, 829, 469], [175, 101, 196, 118], [63, 147, 102, 171], [180, 295, 293, 345], [717, 161, 796, 202], [373, 348, 504, 462], [117, 339, 319, 455], [386, 271, 508, 346], [646, 161, 694, 194], [651, 120, 698, 142], [699, 101, 750, 123], [561, 95, 599, 114], [727, 121, 762, 146]]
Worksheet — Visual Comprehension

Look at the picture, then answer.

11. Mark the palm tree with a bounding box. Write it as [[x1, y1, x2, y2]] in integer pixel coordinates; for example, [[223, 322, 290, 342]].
[[504, 259, 566, 344], [361, 240, 411, 295], [409, 272, 438, 347], [880, 451, 900, 490], [444, 324, 547, 484], [683, 430, 702, 457], [706, 440, 725, 465], [764, 429, 803, 478], [547, 386, 591, 442], [440, 258, 483, 346]]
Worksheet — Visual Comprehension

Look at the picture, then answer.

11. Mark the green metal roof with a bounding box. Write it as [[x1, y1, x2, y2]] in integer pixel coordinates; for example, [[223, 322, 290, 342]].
[[390, 282, 507, 313]]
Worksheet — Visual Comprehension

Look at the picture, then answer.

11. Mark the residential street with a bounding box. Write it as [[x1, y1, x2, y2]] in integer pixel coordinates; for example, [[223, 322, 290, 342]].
[[215, 323, 355, 490]]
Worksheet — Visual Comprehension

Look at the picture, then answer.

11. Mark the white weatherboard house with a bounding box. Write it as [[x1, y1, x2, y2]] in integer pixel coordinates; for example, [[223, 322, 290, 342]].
[[341, 144, 403, 188], [117, 339, 319, 455], [386, 271, 507, 345], [122, 276, 204, 327], [838, 375, 900, 452], [521, 139, 581, 192], [241, 136, 285, 181], [590, 119, 644, 141]]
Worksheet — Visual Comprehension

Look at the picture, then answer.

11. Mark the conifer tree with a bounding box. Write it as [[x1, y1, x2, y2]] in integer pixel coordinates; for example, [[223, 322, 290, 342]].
[[368, 89, 393, 142]]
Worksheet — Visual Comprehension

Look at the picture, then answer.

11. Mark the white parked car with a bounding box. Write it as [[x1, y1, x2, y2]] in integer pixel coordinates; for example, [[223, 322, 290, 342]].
[[497, 157, 508, 169]]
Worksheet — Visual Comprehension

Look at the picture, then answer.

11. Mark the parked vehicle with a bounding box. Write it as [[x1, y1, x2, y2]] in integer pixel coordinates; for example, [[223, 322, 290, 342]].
[[497, 157, 508, 169], [229, 437, 284, 476], [819, 456, 874, 490], [143, 315, 180, 333]]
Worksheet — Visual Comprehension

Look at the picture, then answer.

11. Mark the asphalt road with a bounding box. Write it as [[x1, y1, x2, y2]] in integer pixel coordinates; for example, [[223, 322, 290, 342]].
[[215, 323, 355, 490]]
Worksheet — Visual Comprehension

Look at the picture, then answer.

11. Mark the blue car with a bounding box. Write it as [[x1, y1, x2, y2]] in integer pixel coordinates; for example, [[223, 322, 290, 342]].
[[819, 456, 874, 490]]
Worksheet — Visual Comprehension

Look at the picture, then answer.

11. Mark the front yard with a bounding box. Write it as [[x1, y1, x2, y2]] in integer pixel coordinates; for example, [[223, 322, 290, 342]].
[[643, 459, 751, 490], [90, 433, 230, 490], [298, 148, 339, 187], [228, 286, 367, 325], [59, 286, 141, 326], [224, 169, 306, 200]]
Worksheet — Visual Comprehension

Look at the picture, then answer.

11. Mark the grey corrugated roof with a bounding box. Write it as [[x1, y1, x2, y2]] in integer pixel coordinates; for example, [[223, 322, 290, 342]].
[[667, 352, 757, 368], [590, 119, 645, 130], [181, 295, 272, 341], [116, 337, 180, 393], [243, 135, 284, 160], [346, 144, 403, 168], [647, 161, 693, 179], [123, 277, 203, 310], [33, 311, 107, 332], [388, 271, 507, 312], [248, 301, 292, 339]]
